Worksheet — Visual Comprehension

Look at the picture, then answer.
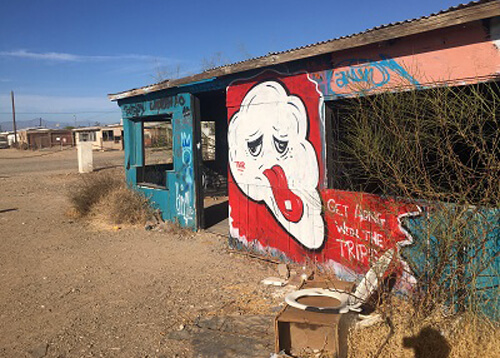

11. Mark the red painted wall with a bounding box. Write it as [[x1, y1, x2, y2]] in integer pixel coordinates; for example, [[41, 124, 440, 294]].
[[227, 72, 420, 279], [226, 20, 500, 281]]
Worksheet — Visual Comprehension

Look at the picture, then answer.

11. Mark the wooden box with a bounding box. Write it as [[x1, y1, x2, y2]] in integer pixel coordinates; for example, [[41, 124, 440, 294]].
[[275, 279, 356, 357]]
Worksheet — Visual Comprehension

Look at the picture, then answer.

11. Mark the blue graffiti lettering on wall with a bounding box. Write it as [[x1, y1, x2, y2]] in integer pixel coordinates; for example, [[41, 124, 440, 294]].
[[121, 95, 187, 118], [150, 95, 186, 112], [311, 54, 420, 97], [181, 132, 193, 187], [122, 103, 145, 117], [176, 132, 194, 222]]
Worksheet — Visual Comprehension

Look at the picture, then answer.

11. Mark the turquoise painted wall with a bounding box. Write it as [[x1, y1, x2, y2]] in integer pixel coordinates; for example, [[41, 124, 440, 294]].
[[403, 205, 499, 320], [120, 93, 199, 229]]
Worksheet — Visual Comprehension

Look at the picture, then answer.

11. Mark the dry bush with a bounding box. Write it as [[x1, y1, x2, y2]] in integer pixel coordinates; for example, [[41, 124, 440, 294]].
[[68, 170, 153, 226], [334, 81, 499, 318], [92, 185, 153, 225], [326, 81, 500, 357], [68, 171, 121, 217], [348, 297, 500, 358]]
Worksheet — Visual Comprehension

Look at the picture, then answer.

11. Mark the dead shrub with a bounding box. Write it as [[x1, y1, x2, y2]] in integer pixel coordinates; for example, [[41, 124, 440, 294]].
[[334, 82, 499, 319], [68, 170, 153, 226], [93, 185, 153, 225], [68, 171, 120, 217], [332, 81, 500, 356]]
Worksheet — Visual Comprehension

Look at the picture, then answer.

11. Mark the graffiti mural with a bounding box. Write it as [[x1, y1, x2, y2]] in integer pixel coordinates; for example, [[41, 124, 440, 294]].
[[175, 132, 195, 223], [227, 72, 422, 282], [310, 54, 420, 98], [321, 190, 421, 283], [228, 80, 324, 249], [122, 102, 145, 117]]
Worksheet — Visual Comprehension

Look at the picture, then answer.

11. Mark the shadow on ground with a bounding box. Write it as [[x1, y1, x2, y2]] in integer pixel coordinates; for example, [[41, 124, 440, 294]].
[[403, 326, 451, 358]]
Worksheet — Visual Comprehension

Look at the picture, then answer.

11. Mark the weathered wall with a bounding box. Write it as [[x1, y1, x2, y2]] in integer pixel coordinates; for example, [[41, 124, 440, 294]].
[[310, 20, 500, 99], [120, 93, 200, 229], [227, 73, 420, 282], [226, 20, 500, 310]]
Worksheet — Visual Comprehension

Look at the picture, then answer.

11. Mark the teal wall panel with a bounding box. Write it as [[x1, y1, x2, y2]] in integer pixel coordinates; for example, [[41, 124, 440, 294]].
[[119, 93, 199, 230], [403, 205, 499, 320]]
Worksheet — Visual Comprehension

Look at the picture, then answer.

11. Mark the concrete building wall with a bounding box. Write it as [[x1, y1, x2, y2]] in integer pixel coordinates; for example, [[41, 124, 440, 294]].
[[121, 94, 200, 229]]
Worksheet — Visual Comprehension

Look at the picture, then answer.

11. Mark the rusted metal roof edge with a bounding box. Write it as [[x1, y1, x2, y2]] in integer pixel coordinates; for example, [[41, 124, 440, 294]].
[[108, 1, 500, 101]]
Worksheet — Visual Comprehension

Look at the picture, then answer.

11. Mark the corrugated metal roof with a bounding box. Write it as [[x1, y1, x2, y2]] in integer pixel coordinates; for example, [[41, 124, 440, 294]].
[[109, 0, 499, 100]]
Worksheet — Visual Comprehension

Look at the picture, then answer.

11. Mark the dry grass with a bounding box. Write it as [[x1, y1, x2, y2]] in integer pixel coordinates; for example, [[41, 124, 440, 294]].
[[68, 170, 153, 226], [349, 297, 500, 358], [91, 184, 153, 225], [68, 171, 120, 217]]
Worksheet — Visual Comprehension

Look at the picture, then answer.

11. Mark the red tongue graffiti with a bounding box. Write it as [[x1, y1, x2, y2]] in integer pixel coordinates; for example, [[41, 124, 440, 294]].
[[263, 165, 304, 223]]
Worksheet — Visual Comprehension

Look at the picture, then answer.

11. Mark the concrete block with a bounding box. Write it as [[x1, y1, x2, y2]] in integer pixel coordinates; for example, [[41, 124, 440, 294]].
[[77, 142, 93, 173]]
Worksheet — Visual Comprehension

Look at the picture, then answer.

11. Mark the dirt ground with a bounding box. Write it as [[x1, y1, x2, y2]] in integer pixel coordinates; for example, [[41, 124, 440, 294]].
[[0, 148, 283, 358]]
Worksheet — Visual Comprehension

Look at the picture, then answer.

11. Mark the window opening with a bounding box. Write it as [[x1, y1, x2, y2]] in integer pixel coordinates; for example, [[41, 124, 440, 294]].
[[137, 117, 173, 187], [102, 130, 114, 141], [79, 131, 96, 142], [326, 82, 500, 204]]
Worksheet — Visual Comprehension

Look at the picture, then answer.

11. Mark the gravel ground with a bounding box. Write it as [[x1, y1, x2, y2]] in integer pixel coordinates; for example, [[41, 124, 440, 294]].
[[0, 148, 283, 357]]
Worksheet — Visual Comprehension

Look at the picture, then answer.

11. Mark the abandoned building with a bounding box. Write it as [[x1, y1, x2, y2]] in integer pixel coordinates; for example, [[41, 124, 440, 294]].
[[18, 128, 74, 149], [110, 1, 500, 318], [73, 124, 124, 151]]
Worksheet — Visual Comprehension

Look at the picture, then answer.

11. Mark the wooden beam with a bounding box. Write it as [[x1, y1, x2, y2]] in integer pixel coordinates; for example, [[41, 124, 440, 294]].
[[109, 1, 500, 101]]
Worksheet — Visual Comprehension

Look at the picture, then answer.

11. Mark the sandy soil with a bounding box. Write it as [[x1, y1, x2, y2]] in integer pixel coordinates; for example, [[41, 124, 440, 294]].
[[0, 148, 282, 358]]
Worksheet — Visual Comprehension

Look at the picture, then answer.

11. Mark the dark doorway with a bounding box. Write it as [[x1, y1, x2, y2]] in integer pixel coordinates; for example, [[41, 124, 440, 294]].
[[195, 90, 229, 233]]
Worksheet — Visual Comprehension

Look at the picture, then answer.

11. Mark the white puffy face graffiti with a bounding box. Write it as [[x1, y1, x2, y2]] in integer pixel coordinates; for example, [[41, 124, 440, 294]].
[[228, 81, 325, 249]]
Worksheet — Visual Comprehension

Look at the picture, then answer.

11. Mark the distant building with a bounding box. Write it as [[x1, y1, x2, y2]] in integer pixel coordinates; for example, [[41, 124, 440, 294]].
[[6, 132, 19, 146], [0, 134, 8, 149], [18, 128, 74, 149], [73, 124, 123, 151]]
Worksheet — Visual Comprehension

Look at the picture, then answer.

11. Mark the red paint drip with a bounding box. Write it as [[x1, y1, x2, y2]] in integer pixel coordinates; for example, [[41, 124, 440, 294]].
[[263, 165, 304, 223]]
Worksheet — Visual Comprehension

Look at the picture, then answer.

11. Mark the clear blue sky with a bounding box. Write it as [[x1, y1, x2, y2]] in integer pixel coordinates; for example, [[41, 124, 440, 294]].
[[0, 0, 462, 127]]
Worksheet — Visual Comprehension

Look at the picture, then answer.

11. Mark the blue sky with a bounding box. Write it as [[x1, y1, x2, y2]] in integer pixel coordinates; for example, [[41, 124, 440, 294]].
[[0, 0, 462, 127]]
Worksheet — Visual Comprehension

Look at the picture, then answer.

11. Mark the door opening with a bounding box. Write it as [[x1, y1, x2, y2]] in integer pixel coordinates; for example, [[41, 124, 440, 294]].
[[196, 90, 228, 233]]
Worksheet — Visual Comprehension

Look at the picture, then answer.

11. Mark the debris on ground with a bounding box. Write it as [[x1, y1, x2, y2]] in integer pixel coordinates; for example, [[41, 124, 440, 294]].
[[261, 277, 288, 287]]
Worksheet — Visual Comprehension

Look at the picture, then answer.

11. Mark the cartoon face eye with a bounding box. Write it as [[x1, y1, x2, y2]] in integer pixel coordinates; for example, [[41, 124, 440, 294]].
[[273, 136, 288, 155], [247, 135, 263, 157]]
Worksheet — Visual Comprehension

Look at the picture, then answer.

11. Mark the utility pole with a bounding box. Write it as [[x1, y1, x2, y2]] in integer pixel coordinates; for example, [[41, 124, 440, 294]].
[[11, 91, 17, 145]]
